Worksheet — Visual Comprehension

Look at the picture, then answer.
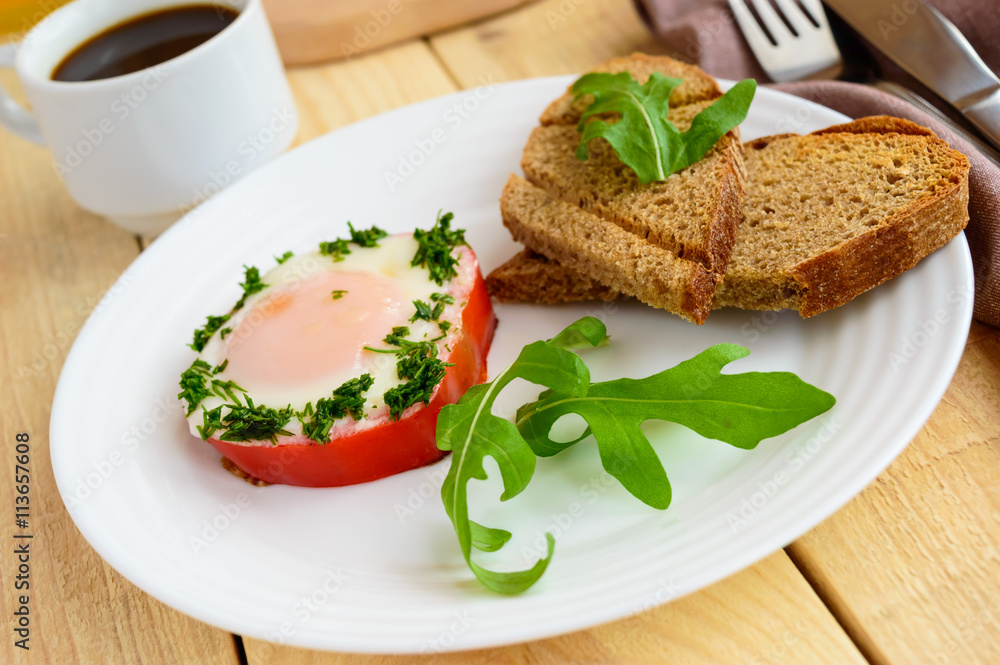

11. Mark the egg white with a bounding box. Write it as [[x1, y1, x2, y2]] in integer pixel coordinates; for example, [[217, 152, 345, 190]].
[[185, 234, 478, 444]]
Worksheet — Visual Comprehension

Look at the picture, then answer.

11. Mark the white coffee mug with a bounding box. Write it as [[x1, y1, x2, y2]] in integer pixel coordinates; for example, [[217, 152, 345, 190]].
[[0, 0, 298, 235]]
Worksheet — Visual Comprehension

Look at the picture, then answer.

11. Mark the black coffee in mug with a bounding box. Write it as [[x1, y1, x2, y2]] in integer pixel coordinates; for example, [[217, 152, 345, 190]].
[[52, 4, 239, 82]]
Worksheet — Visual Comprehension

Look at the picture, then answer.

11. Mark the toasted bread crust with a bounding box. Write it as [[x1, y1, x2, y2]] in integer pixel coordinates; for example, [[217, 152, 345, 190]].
[[791, 157, 969, 316], [704, 129, 747, 272], [500, 175, 719, 324], [812, 115, 937, 138], [726, 116, 970, 316]]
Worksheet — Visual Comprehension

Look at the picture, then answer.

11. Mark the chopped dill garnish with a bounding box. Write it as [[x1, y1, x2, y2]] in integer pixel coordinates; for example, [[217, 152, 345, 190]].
[[364, 323, 453, 421], [384, 350, 452, 421], [178, 359, 213, 416], [438, 320, 452, 333], [300, 374, 375, 443], [233, 265, 267, 310], [210, 378, 247, 405], [275, 250, 294, 264], [430, 292, 455, 304], [410, 299, 445, 323], [319, 238, 351, 261], [412, 211, 466, 286], [189, 314, 231, 352], [331, 290, 347, 300], [219, 326, 232, 340], [198, 401, 295, 443], [348, 222, 389, 248]]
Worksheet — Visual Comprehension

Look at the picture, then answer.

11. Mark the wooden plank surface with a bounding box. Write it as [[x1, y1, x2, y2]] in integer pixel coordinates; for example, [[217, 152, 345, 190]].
[[244, 552, 867, 665], [4, 0, 1000, 662], [263, 0, 532, 66], [285, 40, 458, 144], [429, 0, 671, 87], [788, 322, 1000, 665], [0, 70, 240, 665]]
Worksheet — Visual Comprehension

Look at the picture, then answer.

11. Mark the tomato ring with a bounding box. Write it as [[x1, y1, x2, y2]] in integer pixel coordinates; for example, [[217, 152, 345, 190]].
[[206, 270, 496, 487]]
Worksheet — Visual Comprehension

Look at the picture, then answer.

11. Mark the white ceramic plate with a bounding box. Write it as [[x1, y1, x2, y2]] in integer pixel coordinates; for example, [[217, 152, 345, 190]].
[[51, 76, 973, 653]]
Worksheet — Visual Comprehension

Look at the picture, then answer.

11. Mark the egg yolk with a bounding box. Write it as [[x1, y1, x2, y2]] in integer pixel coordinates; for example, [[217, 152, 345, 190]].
[[224, 270, 406, 388]]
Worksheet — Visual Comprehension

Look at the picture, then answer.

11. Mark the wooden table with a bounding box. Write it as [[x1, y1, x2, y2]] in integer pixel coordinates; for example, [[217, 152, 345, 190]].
[[3, 0, 999, 662]]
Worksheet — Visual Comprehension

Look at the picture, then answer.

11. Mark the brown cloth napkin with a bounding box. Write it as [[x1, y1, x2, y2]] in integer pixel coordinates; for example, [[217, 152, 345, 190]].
[[634, 0, 1000, 327]]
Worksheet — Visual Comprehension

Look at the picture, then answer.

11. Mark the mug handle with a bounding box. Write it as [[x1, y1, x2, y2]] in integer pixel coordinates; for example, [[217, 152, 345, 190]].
[[0, 42, 44, 145]]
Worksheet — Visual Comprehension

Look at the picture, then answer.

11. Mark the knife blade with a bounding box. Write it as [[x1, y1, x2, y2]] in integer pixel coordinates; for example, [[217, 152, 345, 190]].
[[823, 0, 1000, 150]]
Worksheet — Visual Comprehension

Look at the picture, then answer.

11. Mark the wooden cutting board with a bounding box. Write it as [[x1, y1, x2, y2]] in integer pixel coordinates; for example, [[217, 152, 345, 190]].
[[263, 0, 533, 65]]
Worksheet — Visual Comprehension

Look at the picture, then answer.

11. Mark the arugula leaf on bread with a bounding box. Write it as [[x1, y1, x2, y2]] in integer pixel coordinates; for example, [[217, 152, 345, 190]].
[[572, 72, 756, 183]]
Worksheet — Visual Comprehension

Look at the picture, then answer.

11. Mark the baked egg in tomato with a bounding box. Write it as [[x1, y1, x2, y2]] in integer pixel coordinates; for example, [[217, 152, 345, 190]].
[[178, 213, 496, 487]]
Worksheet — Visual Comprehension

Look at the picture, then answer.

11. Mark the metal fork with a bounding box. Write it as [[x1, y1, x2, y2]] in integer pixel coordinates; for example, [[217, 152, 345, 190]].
[[727, 0, 842, 82], [728, 0, 1000, 164]]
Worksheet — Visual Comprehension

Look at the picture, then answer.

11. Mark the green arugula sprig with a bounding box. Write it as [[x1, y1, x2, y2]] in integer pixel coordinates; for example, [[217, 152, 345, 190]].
[[437, 317, 609, 594], [437, 317, 835, 594], [572, 73, 757, 183]]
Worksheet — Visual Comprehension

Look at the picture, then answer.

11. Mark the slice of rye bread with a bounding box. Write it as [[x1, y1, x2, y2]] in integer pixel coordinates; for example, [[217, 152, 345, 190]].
[[525, 54, 745, 274], [499, 174, 720, 324], [523, 100, 745, 273], [489, 116, 970, 318], [485, 248, 619, 303]]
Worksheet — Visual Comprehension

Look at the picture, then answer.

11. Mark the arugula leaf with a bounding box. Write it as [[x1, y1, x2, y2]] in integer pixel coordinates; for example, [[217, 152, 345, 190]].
[[437, 317, 835, 594], [572, 73, 756, 184], [516, 343, 835, 509], [437, 317, 608, 594]]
